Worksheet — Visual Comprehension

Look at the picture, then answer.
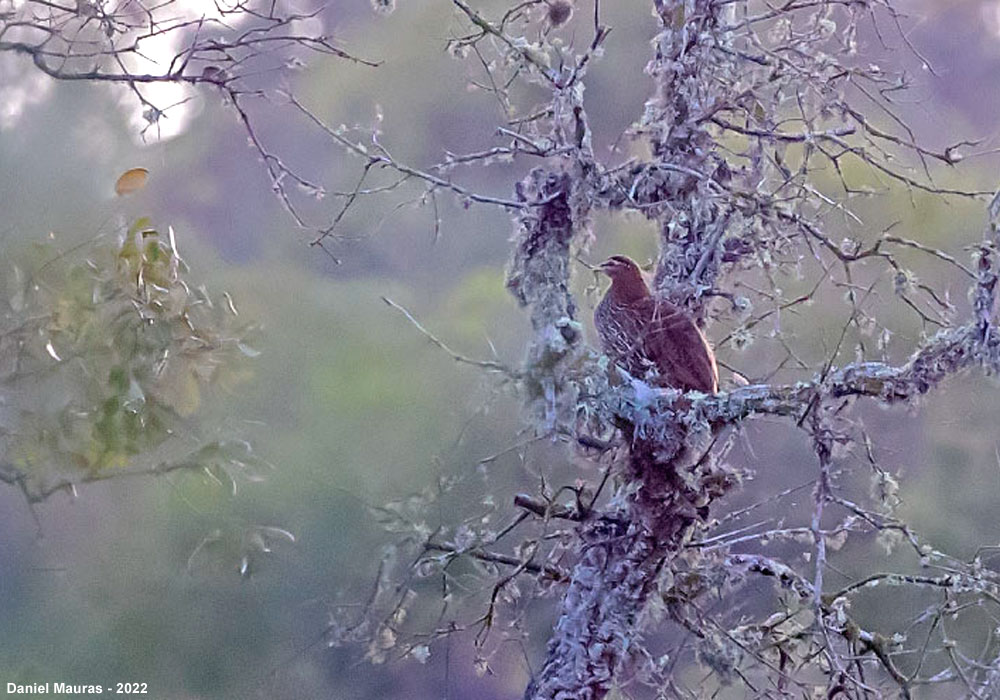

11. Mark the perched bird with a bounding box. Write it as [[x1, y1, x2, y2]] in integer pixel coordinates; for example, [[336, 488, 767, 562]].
[[594, 255, 718, 394]]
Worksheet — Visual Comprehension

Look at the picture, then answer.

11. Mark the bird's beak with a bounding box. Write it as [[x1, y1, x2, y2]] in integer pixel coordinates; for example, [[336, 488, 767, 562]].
[[597, 259, 614, 275]]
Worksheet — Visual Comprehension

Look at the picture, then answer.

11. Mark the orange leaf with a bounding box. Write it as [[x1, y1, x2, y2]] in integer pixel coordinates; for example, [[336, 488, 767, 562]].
[[114, 167, 149, 195]]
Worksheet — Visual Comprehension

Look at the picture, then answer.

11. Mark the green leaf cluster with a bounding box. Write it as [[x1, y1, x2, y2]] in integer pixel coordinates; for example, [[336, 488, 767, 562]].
[[2, 219, 258, 478]]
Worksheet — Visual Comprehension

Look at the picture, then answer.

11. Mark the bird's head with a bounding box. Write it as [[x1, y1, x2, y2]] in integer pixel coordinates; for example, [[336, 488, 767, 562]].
[[598, 255, 643, 278], [598, 255, 649, 300]]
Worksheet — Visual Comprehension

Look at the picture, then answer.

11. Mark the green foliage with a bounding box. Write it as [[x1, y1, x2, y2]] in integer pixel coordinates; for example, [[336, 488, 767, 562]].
[[1, 218, 258, 484]]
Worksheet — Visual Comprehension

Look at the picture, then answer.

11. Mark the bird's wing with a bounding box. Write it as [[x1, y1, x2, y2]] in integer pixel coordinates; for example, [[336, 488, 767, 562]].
[[640, 298, 719, 393]]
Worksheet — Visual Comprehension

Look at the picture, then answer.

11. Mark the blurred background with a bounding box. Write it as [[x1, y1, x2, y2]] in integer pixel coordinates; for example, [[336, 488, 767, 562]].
[[3, 1, 1000, 698]]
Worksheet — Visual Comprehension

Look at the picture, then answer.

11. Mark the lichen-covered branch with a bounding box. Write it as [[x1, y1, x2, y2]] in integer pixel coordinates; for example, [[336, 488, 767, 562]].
[[503, 1, 1000, 698], [624, 320, 1000, 430], [293, 2, 1000, 697]]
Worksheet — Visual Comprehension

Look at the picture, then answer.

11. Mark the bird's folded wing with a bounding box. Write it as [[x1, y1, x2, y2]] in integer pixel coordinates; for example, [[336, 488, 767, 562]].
[[641, 299, 719, 394]]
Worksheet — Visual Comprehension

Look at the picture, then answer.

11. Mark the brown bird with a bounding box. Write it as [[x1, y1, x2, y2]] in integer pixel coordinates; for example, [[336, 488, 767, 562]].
[[594, 255, 718, 394]]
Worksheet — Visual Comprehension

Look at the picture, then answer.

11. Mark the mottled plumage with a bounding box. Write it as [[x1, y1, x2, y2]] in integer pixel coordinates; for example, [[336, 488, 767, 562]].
[[594, 255, 718, 394]]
